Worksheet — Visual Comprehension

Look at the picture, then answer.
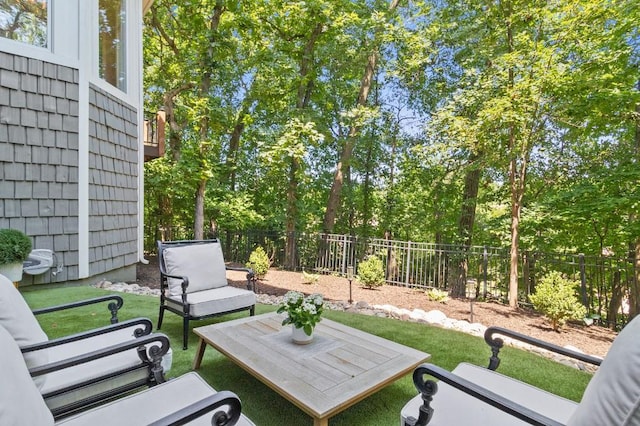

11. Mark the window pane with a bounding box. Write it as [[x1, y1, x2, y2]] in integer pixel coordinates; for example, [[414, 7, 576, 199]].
[[99, 0, 127, 92], [0, 0, 48, 47]]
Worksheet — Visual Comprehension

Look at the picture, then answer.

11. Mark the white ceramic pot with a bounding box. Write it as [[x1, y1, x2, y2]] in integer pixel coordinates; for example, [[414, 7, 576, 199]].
[[0, 262, 23, 282], [291, 325, 313, 345]]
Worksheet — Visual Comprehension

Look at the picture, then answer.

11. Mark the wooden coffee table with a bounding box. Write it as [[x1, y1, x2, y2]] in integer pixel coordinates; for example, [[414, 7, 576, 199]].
[[193, 312, 430, 426]]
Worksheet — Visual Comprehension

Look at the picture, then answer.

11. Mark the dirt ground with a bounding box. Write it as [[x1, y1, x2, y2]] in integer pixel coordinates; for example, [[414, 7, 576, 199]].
[[137, 258, 615, 358]]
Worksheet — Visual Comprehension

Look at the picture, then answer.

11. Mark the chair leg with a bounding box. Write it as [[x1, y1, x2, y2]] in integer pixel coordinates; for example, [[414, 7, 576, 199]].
[[250, 305, 255, 316], [157, 305, 165, 330], [183, 316, 189, 350]]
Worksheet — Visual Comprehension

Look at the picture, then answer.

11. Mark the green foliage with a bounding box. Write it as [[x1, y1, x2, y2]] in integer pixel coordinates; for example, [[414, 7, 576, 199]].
[[425, 288, 449, 303], [246, 246, 270, 279], [142, 0, 640, 270], [356, 255, 385, 289], [277, 291, 324, 335], [301, 270, 320, 284], [529, 271, 587, 331], [0, 229, 32, 265]]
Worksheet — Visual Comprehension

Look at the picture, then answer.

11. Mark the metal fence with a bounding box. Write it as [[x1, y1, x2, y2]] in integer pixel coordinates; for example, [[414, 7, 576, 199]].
[[212, 230, 637, 328]]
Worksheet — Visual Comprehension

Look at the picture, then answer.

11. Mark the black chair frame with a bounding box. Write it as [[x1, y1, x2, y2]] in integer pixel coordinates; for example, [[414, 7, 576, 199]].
[[31, 332, 170, 419], [157, 239, 256, 349], [32, 294, 124, 324], [405, 326, 603, 426]]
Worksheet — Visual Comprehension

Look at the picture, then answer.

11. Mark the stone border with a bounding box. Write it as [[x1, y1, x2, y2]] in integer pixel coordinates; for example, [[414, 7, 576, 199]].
[[94, 280, 600, 372]]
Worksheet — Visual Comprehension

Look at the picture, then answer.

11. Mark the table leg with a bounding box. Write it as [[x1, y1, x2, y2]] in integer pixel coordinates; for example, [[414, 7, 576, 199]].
[[192, 338, 207, 370], [313, 416, 328, 426]]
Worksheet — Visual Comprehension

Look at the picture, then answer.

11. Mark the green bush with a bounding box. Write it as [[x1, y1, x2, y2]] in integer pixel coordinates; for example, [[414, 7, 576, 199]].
[[529, 271, 587, 331], [356, 255, 385, 289], [0, 229, 32, 265], [246, 246, 270, 279], [426, 288, 449, 303]]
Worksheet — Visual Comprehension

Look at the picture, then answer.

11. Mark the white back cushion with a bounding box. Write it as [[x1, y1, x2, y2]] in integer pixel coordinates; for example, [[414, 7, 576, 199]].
[[0, 274, 49, 388], [568, 315, 640, 425], [0, 324, 54, 425], [162, 242, 228, 296]]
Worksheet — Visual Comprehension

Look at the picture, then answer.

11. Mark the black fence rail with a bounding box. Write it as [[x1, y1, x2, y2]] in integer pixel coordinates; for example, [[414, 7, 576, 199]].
[[207, 230, 637, 328]]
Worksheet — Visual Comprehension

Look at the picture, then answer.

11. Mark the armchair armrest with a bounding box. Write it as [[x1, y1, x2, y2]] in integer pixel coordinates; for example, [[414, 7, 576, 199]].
[[148, 390, 242, 426], [484, 326, 602, 371], [226, 265, 256, 291], [20, 317, 153, 353], [406, 363, 563, 426], [159, 260, 191, 295], [29, 332, 170, 379], [32, 294, 124, 324]]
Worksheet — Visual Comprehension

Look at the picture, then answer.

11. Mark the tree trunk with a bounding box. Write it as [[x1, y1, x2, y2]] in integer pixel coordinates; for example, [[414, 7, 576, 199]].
[[505, 2, 524, 308], [608, 271, 623, 330], [323, 50, 377, 233], [508, 161, 521, 308], [361, 130, 373, 236], [194, 180, 206, 239], [225, 101, 250, 191], [284, 157, 299, 269], [284, 22, 324, 270], [162, 85, 193, 161], [193, 3, 225, 240], [449, 154, 482, 298], [458, 155, 481, 247]]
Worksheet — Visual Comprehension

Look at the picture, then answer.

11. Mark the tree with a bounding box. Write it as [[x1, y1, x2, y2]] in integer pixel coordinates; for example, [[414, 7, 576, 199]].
[[322, 0, 402, 233], [404, 0, 640, 306]]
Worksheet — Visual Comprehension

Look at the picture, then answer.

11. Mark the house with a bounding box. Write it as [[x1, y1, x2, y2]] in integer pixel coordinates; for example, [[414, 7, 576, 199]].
[[0, 0, 158, 286]]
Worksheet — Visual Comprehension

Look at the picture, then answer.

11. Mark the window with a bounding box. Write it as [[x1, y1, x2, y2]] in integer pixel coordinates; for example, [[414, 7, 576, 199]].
[[0, 0, 48, 47], [99, 0, 127, 92]]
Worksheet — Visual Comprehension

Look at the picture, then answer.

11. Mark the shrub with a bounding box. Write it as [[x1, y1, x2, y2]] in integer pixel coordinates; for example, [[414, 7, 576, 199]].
[[356, 255, 385, 289], [529, 271, 587, 331], [426, 288, 449, 303], [0, 229, 32, 265], [246, 246, 270, 279]]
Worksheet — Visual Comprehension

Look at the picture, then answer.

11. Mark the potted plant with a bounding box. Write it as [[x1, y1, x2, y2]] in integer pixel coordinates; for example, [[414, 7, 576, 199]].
[[0, 229, 32, 283], [277, 291, 324, 344]]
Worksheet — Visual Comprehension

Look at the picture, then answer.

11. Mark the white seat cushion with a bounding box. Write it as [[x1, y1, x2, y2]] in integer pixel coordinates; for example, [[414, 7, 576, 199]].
[[167, 286, 256, 317], [57, 371, 256, 426], [0, 274, 49, 388], [163, 242, 228, 296], [568, 315, 640, 425], [401, 362, 578, 425], [0, 324, 54, 425]]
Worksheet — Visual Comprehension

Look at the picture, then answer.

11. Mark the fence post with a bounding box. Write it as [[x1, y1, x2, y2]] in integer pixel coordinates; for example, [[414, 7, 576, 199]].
[[579, 253, 588, 308], [341, 234, 348, 276], [483, 246, 488, 299], [405, 241, 412, 287]]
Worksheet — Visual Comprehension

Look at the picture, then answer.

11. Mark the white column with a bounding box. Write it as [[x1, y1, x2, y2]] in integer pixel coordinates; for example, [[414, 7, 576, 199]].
[[76, 1, 93, 278]]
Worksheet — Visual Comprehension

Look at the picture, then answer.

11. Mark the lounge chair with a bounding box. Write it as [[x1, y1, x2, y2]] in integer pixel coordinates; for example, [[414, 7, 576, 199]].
[[157, 239, 256, 349], [402, 315, 640, 425], [0, 274, 172, 419], [0, 323, 255, 425]]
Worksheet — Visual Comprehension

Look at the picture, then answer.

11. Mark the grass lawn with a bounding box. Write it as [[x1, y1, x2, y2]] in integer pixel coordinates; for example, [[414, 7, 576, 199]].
[[22, 286, 593, 425]]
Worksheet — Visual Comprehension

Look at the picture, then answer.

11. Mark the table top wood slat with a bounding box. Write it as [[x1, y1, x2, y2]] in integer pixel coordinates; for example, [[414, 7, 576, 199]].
[[193, 312, 430, 425]]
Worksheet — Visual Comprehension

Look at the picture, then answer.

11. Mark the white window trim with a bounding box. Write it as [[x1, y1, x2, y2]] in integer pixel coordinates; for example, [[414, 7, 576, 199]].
[[0, 1, 79, 68], [90, 0, 139, 106]]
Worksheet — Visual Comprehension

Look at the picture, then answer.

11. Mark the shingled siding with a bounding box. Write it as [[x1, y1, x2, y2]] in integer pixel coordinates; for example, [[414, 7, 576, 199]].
[[88, 84, 138, 277], [0, 52, 80, 284]]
